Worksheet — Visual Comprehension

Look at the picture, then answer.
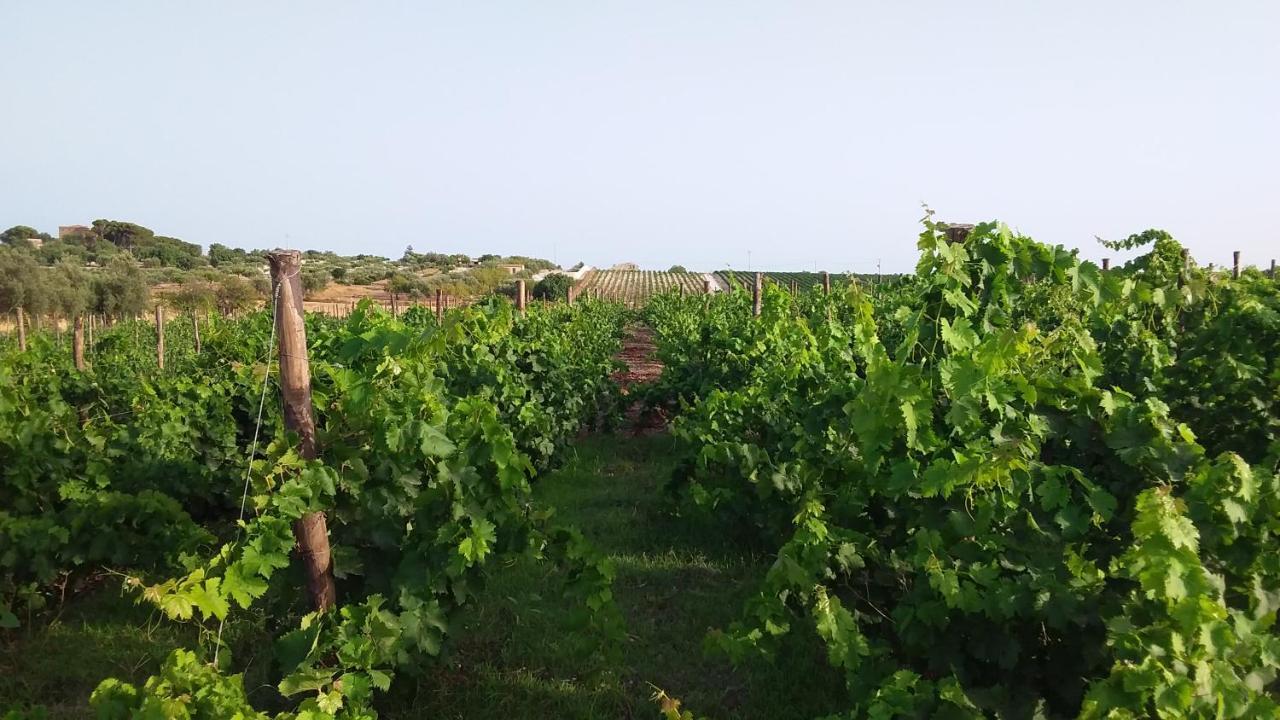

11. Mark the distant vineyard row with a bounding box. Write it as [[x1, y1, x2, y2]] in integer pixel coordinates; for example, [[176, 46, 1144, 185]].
[[715, 270, 899, 291], [574, 270, 706, 305]]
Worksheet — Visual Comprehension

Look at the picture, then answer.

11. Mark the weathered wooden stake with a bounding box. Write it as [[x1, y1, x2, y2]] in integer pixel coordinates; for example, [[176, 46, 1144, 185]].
[[1233, 250, 1241, 279], [945, 223, 974, 243], [267, 250, 337, 613], [752, 272, 762, 317], [17, 307, 27, 352], [1270, 259, 1276, 278], [435, 289, 443, 320], [155, 306, 165, 369], [516, 280, 527, 313], [72, 316, 85, 371], [1102, 258, 1110, 271], [822, 271, 830, 294], [192, 313, 202, 354]]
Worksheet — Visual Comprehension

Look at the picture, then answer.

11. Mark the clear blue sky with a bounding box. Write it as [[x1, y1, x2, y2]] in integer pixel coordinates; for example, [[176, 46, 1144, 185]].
[[2, 2, 1277, 272]]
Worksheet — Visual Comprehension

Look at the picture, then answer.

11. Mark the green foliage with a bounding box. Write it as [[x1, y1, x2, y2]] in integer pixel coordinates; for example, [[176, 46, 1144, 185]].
[[532, 273, 572, 301], [0, 248, 45, 314], [2, 294, 628, 717], [215, 274, 263, 315], [302, 270, 331, 297], [93, 258, 151, 318], [0, 225, 51, 247], [645, 219, 1280, 718]]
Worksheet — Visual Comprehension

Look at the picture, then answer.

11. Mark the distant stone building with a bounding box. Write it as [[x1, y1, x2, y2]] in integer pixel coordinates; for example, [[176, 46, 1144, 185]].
[[611, 262, 639, 271], [497, 263, 524, 275], [59, 224, 92, 239]]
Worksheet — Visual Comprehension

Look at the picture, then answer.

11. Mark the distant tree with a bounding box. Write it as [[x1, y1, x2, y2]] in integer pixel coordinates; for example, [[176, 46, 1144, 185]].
[[477, 254, 500, 264], [91, 219, 154, 249], [169, 279, 216, 316], [668, 265, 688, 273], [0, 225, 51, 247], [92, 258, 150, 319], [301, 270, 330, 298], [208, 243, 247, 267], [387, 273, 426, 298], [532, 273, 573, 301], [215, 275, 261, 315], [47, 261, 93, 320], [330, 266, 347, 281], [134, 235, 205, 269], [0, 248, 47, 314], [469, 266, 510, 293], [250, 274, 270, 296]]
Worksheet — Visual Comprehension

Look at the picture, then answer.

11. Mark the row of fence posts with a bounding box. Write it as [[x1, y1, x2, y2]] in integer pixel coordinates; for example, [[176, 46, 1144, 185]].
[[1099, 249, 1271, 280], [7, 248, 1279, 358]]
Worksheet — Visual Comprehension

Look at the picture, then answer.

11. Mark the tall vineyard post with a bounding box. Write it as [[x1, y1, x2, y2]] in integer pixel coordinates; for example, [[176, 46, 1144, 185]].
[[516, 280, 527, 313], [752, 272, 762, 317], [192, 312, 202, 354], [436, 289, 443, 321], [1271, 259, 1276, 278], [267, 250, 338, 613], [155, 305, 165, 370], [1234, 251, 1241, 279], [822, 271, 830, 294], [73, 315, 85, 371], [16, 307, 26, 352], [1102, 258, 1110, 272]]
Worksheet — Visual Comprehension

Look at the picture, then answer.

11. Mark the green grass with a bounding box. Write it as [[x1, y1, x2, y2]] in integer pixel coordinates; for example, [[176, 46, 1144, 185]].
[[0, 433, 847, 718], [0, 586, 195, 718], [382, 433, 847, 719]]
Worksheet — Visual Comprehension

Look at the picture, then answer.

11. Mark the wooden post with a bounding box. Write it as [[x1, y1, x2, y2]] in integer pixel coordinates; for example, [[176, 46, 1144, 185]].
[[822, 271, 830, 294], [516, 280, 526, 313], [945, 223, 974, 243], [1271, 259, 1276, 278], [15, 307, 25, 352], [435, 289, 443, 321], [72, 316, 85, 371], [1102, 258, 1110, 272], [155, 305, 165, 369], [192, 313, 202, 354], [703, 278, 713, 294], [1233, 251, 1241, 279], [267, 250, 337, 613], [752, 272, 762, 317]]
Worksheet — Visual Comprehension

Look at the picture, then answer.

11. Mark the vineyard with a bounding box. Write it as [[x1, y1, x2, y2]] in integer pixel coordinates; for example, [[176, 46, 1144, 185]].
[[2, 225, 1280, 719], [574, 270, 707, 305], [714, 270, 901, 292]]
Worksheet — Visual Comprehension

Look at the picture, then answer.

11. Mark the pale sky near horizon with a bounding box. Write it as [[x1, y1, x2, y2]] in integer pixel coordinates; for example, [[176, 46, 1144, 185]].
[[1, 2, 1277, 273]]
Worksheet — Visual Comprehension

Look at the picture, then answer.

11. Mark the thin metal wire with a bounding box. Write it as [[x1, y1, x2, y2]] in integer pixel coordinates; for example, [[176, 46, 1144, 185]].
[[212, 276, 285, 665]]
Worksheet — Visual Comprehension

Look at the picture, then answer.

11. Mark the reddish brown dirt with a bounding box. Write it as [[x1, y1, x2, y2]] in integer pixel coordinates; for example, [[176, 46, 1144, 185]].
[[612, 324, 669, 433]]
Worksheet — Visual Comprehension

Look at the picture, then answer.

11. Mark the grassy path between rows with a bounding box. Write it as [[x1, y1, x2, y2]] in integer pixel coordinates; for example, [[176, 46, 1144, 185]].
[[386, 432, 845, 719]]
